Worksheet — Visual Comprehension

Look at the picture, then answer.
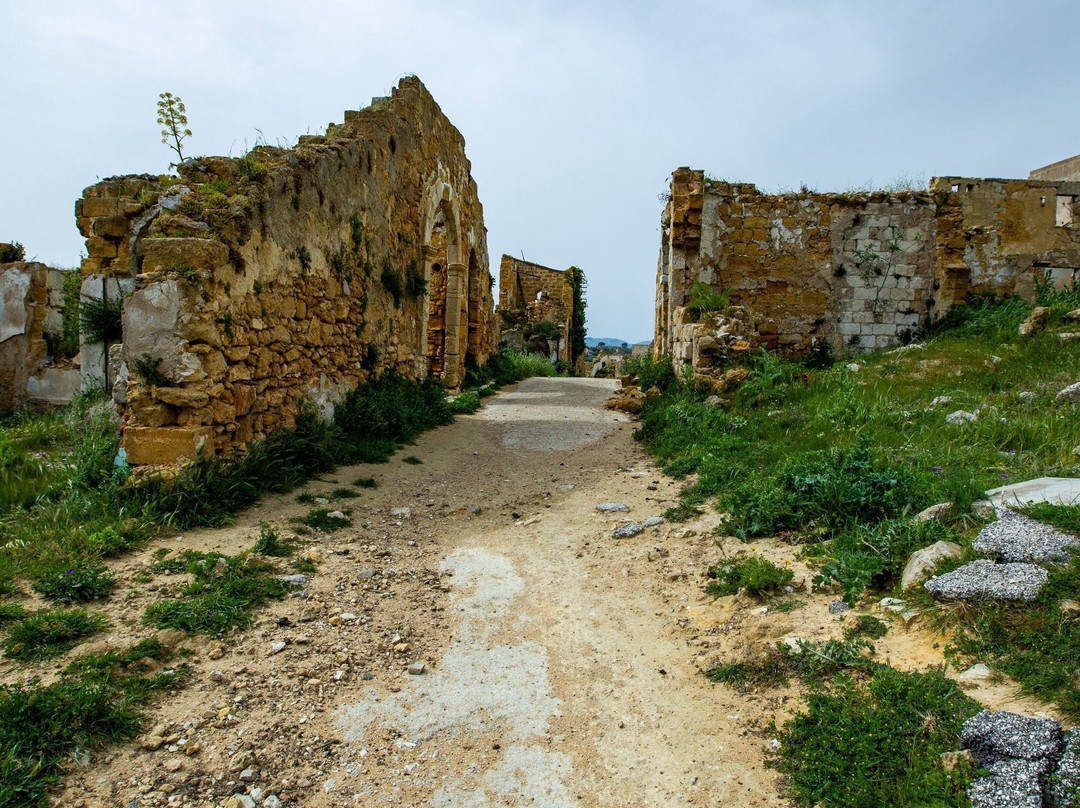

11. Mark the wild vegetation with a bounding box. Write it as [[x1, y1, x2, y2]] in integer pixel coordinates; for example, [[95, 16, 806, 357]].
[[629, 279, 1080, 805], [0, 349, 557, 806]]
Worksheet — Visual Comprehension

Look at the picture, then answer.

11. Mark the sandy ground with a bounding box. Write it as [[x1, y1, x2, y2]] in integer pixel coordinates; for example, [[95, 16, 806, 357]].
[[21, 377, 1057, 807]]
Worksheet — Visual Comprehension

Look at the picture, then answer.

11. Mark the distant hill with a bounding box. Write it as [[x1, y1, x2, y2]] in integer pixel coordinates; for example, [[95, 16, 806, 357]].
[[585, 336, 649, 348]]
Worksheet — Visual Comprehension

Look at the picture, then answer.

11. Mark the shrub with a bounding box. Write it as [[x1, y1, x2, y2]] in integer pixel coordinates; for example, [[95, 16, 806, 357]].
[[814, 518, 960, 604], [79, 293, 124, 344], [381, 263, 404, 306], [253, 524, 293, 557], [776, 666, 980, 807], [132, 353, 169, 387], [622, 353, 678, 393], [705, 556, 794, 598], [295, 508, 350, 532], [447, 391, 480, 415], [722, 435, 916, 539], [0, 242, 26, 263], [32, 560, 114, 604], [352, 477, 377, 488]]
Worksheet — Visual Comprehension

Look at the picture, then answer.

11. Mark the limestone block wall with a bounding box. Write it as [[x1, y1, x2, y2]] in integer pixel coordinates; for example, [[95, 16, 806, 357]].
[[496, 256, 577, 362], [656, 169, 1080, 362], [76, 77, 495, 465]]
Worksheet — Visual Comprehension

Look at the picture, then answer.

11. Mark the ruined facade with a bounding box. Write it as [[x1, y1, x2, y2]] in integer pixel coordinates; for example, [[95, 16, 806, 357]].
[[656, 168, 1080, 366], [0, 260, 81, 409], [1031, 154, 1080, 183], [496, 256, 580, 364], [75, 77, 495, 465]]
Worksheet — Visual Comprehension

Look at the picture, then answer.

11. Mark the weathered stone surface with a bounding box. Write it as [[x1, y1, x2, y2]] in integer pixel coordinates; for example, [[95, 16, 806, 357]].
[[124, 426, 214, 466], [496, 256, 581, 368], [79, 77, 496, 463], [901, 540, 963, 590], [914, 502, 954, 522], [925, 560, 1049, 602], [1057, 381, 1080, 404], [1019, 306, 1051, 337], [654, 171, 1080, 361], [979, 477, 1080, 510], [973, 509, 1079, 563]]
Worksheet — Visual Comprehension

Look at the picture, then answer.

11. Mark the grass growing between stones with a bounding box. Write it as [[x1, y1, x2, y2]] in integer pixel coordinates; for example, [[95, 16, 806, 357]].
[[144, 550, 297, 636], [0, 638, 184, 808]]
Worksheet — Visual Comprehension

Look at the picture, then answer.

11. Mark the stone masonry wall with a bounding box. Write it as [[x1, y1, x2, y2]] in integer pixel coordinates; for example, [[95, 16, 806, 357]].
[[76, 77, 495, 465], [656, 168, 1080, 364], [0, 262, 81, 409], [496, 255, 576, 362]]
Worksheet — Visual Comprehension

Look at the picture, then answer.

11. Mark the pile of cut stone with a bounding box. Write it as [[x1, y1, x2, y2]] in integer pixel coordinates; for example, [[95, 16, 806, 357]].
[[924, 509, 1077, 603], [960, 710, 1080, 807]]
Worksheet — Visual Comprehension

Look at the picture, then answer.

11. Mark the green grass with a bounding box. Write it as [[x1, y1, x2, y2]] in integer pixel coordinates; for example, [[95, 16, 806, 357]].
[[296, 491, 316, 504], [144, 551, 296, 636], [252, 524, 294, 557], [775, 666, 980, 808], [331, 487, 360, 499], [4, 609, 108, 661], [0, 639, 181, 807], [0, 602, 27, 626], [447, 391, 481, 415], [1017, 502, 1080, 534], [463, 348, 559, 389], [402, 455, 422, 465], [293, 508, 350, 532], [31, 559, 114, 604], [705, 556, 794, 598], [352, 477, 377, 488]]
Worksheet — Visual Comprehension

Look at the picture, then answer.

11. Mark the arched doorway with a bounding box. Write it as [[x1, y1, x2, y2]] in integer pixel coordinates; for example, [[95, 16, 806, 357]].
[[420, 182, 465, 388]]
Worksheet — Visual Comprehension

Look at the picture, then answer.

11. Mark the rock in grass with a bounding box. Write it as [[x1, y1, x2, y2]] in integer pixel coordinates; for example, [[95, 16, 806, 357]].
[[924, 560, 1048, 602], [962, 710, 1064, 764], [914, 502, 954, 523], [1057, 381, 1080, 404], [973, 509, 1079, 564], [1019, 306, 1051, 337], [946, 409, 978, 425], [596, 502, 630, 513], [901, 541, 963, 589]]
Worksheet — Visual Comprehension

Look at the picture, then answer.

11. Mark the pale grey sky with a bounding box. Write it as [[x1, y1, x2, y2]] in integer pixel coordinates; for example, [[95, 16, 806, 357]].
[[2, 0, 1077, 341]]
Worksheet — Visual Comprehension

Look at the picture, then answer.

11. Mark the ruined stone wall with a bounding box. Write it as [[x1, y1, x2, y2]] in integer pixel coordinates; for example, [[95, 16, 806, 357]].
[[0, 262, 81, 409], [496, 256, 577, 362], [76, 77, 495, 465], [1031, 154, 1080, 183], [656, 168, 1080, 364]]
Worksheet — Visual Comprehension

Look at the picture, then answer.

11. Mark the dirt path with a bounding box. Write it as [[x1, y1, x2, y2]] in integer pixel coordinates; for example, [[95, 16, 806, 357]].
[[53, 377, 1051, 807]]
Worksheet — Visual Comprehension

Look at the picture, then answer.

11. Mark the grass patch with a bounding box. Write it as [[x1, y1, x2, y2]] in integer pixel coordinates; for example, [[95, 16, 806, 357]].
[[296, 492, 316, 504], [775, 666, 979, 808], [705, 556, 794, 598], [352, 477, 377, 489], [143, 551, 296, 636], [1017, 502, 1080, 535], [0, 638, 181, 807], [331, 487, 360, 499], [0, 602, 27, 626], [844, 614, 889, 640], [4, 608, 108, 661], [31, 559, 115, 604], [294, 508, 350, 532], [463, 348, 559, 389], [402, 455, 422, 465], [252, 524, 293, 557], [447, 391, 481, 415]]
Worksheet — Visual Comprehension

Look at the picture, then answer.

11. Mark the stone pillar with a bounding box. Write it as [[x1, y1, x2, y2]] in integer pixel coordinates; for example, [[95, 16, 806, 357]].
[[443, 262, 466, 388]]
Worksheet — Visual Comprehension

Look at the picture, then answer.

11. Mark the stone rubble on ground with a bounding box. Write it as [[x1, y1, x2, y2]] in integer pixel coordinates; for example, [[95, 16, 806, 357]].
[[914, 502, 954, 522], [924, 560, 1048, 602], [973, 509, 1079, 563], [945, 409, 978, 425], [1057, 381, 1080, 404], [960, 710, 1078, 808]]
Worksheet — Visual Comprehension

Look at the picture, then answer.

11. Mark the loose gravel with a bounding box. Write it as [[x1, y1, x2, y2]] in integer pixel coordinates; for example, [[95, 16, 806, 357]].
[[924, 560, 1048, 602], [973, 509, 1079, 563]]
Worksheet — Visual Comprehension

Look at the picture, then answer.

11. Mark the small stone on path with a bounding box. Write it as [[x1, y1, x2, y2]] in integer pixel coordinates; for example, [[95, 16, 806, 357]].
[[596, 502, 630, 513]]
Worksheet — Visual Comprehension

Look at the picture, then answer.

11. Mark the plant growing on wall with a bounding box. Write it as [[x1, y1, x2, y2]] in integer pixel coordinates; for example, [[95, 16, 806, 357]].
[[851, 226, 918, 322], [0, 242, 25, 262], [687, 281, 731, 321], [157, 92, 192, 164], [566, 266, 587, 367], [79, 293, 124, 344]]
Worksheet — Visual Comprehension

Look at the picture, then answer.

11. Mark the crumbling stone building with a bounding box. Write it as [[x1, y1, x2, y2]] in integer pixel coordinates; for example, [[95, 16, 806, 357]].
[[655, 168, 1080, 367], [75, 77, 495, 465], [496, 255, 582, 365]]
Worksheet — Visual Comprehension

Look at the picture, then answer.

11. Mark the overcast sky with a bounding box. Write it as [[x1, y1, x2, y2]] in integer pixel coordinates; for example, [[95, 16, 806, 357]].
[[3, 0, 1077, 341]]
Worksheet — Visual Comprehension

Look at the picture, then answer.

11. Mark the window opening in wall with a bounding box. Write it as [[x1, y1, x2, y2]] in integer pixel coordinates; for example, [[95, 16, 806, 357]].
[[966, 184, 974, 193], [1057, 196, 1075, 227], [535, 290, 543, 301], [950, 184, 960, 193]]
